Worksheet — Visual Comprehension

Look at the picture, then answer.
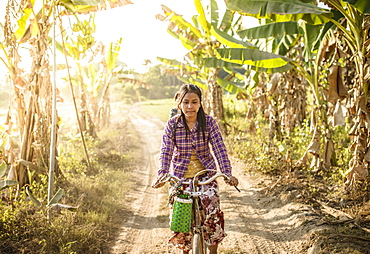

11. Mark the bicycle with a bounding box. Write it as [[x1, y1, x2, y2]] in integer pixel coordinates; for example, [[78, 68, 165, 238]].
[[155, 169, 240, 254]]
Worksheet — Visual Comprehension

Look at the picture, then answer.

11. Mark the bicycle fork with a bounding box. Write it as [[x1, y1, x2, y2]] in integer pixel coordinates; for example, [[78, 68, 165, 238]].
[[192, 196, 207, 254]]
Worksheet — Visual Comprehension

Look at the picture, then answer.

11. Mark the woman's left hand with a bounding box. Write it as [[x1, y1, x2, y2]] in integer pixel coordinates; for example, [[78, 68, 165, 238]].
[[225, 176, 239, 187]]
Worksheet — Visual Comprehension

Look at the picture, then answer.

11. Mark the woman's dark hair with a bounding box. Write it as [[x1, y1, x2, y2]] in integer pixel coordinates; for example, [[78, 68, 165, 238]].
[[172, 84, 207, 141]]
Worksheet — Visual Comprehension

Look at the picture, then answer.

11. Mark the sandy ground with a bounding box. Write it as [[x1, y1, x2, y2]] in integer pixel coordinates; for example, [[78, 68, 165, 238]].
[[109, 108, 320, 254]]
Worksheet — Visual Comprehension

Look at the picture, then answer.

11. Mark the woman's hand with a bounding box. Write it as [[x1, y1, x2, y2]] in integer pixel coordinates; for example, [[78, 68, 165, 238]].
[[151, 175, 166, 188], [225, 176, 239, 187]]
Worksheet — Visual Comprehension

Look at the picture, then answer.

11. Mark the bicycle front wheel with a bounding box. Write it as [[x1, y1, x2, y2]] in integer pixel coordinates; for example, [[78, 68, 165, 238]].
[[193, 233, 206, 254]]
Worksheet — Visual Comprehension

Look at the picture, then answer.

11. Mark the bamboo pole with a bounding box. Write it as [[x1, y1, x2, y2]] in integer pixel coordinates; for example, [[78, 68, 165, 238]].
[[47, 4, 57, 219]]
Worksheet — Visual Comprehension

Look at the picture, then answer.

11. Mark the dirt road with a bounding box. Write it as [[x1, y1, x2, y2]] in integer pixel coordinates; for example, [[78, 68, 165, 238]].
[[110, 109, 319, 254]]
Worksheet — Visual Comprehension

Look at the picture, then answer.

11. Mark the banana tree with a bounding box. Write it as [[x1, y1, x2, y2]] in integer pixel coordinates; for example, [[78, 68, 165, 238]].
[[234, 8, 332, 167], [58, 15, 100, 137], [324, 0, 370, 191], [157, 0, 293, 133], [225, 0, 370, 188], [1, 0, 132, 200]]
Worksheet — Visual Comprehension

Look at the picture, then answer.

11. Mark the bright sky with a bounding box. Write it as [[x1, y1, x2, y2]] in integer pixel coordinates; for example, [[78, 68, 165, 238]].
[[94, 0, 259, 72], [94, 0, 198, 72]]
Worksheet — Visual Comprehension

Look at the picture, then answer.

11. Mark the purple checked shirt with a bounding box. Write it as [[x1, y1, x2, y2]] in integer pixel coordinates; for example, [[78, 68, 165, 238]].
[[158, 115, 232, 178]]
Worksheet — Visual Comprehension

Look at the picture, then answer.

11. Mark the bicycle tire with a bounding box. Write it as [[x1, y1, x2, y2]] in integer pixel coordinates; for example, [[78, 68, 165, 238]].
[[193, 233, 206, 254]]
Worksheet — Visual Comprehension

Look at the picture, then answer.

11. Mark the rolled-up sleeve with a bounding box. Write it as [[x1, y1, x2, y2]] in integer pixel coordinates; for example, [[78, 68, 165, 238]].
[[208, 117, 232, 177], [158, 121, 175, 177]]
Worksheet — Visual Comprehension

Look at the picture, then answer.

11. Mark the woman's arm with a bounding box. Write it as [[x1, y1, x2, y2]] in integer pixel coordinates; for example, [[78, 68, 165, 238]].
[[208, 116, 232, 177]]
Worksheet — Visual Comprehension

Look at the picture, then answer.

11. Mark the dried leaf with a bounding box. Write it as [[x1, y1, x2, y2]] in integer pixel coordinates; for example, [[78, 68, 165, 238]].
[[323, 138, 334, 169], [332, 100, 346, 127], [310, 110, 317, 134], [353, 165, 369, 180], [17, 159, 38, 171], [349, 120, 359, 136], [364, 148, 370, 162], [7, 165, 17, 181], [267, 73, 280, 94], [327, 63, 347, 101], [308, 139, 321, 155]]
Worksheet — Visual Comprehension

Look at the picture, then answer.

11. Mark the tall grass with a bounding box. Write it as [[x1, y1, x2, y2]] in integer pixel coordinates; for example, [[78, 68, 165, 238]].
[[0, 117, 139, 253]]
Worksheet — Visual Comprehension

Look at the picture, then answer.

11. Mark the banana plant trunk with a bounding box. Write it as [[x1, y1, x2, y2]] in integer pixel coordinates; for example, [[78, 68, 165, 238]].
[[203, 69, 226, 135]]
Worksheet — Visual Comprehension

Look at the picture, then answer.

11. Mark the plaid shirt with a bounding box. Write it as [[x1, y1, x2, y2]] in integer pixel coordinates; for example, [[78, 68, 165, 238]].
[[158, 115, 232, 178]]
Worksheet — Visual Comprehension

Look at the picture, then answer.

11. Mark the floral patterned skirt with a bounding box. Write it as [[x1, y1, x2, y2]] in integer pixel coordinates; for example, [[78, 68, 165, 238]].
[[167, 174, 227, 251]]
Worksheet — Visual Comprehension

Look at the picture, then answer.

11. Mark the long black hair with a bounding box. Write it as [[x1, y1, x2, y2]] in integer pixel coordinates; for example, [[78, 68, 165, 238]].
[[172, 84, 207, 141]]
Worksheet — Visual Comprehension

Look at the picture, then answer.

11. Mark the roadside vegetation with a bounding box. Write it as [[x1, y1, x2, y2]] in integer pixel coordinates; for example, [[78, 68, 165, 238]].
[[222, 95, 370, 253], [0, 116, 140, 253]]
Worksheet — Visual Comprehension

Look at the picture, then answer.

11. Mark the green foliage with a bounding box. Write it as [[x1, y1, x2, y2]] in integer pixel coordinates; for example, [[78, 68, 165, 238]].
[[113, 64, 182, 103], [224, 96, 351, 181], [275, 120, 312, 161], [139, 99, 177, 123]]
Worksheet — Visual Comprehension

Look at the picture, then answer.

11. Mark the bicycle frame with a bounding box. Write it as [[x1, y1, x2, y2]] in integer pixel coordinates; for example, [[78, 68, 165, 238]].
[[157, 169, 231, 254]]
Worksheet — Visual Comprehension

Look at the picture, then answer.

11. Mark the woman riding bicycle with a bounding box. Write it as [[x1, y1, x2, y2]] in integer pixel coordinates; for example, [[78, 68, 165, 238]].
[[152, 84, 239, 254]]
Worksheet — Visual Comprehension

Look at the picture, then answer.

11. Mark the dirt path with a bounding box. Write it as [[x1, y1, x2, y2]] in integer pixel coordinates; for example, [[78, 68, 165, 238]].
[[110, 109, 319, 254]]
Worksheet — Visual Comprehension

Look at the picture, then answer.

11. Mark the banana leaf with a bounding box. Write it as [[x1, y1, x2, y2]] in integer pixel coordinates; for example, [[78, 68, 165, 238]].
[[157, 57, 185, 68], [0, 180, 18, 191], [312, 10, 343, 52], [162, 5, 202, 39], [300, 23, 324, 59], [195, 57, 245, 68], [178, 76, 207, 90], [195, 0, 211, 36], [246, 63, 294, 73], [211, 26, 257, 48], [106, 38, 122, 72], [238, 21, 301, 40], [26, 186, 42, 206], [47, 188, 65, 206], [59, 0, 132, 14], [217, 78, 246, 94], [226, 0, 332, 25], [216, 48, 292, 69], [344, 0, 370, 14], [220, 6, 234, 31]]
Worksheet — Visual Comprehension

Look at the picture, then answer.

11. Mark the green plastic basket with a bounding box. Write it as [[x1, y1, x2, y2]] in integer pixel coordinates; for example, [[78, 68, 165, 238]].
[[170, 195, 193, 233]]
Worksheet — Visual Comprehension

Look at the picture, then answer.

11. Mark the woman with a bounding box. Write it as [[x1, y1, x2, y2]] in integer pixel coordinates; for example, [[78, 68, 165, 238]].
[[152, 84, 239, 254]]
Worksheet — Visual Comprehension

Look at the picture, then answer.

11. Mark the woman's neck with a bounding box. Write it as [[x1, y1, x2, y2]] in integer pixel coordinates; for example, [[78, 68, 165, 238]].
[[185, 116, 197, 124]]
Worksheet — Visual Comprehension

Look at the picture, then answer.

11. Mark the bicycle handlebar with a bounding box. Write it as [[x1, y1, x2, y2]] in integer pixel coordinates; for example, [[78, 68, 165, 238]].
[[155, 169, 241, 192]]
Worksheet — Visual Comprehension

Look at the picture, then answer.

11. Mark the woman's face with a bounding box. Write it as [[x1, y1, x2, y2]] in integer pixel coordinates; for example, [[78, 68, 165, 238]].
[[178, 92, 201, 119]]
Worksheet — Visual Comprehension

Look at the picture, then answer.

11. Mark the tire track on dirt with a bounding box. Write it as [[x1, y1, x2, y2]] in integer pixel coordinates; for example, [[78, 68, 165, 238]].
[[219, 160, 314, 254], [111, 112, 176, 254]]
